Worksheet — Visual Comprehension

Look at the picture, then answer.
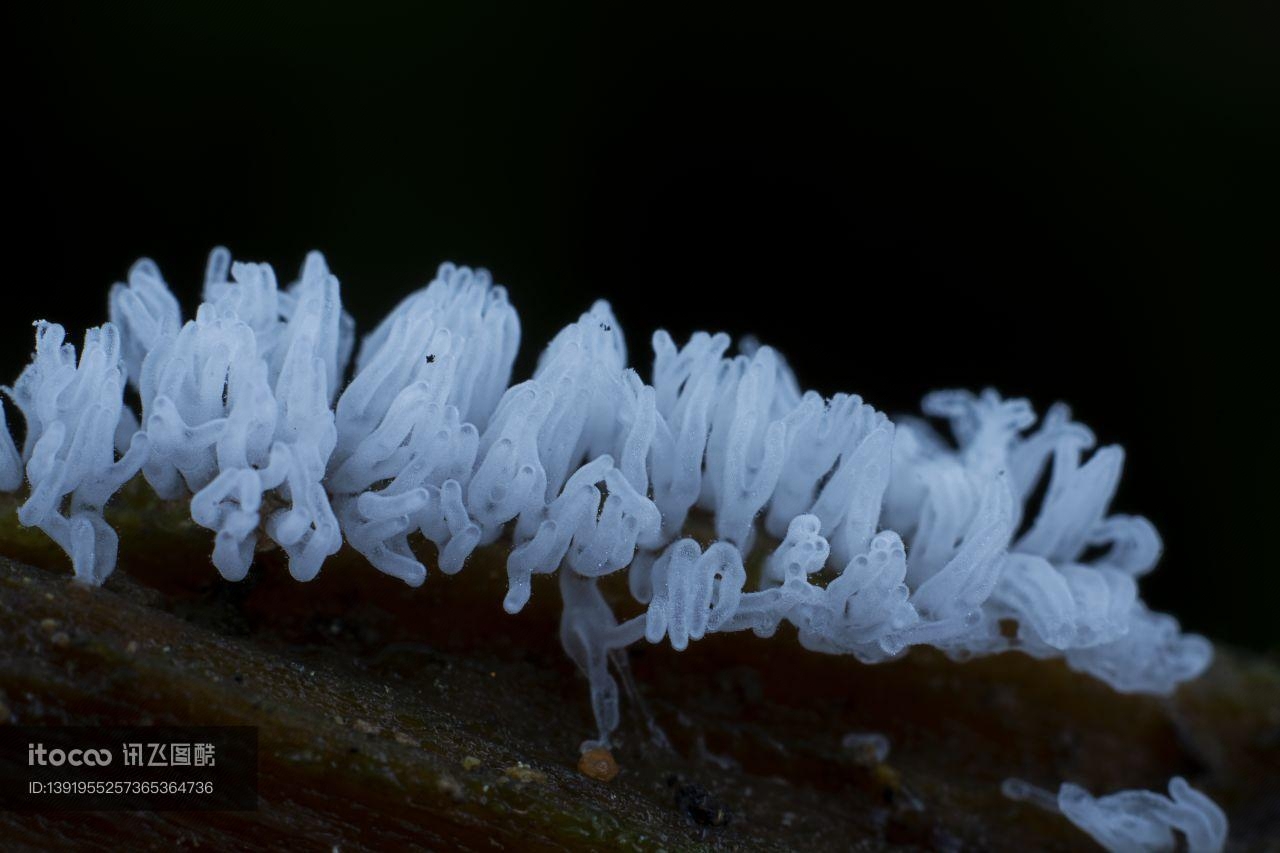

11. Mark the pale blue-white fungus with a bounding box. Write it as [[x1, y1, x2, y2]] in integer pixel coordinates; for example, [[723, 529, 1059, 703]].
[[328, 262, 507, 585], [1003, 776, 1228, 852], [841, 731, 891, 765], [3, 322, 148, 584], [108, 249, 349, 582], [2, 249, 1216, 773]]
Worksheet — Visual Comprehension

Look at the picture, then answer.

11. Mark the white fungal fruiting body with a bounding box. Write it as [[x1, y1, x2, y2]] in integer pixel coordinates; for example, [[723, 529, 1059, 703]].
[[3, 249, 1213, 759], [3, 322, 148, 584], [1003, 776, 1228, 853]]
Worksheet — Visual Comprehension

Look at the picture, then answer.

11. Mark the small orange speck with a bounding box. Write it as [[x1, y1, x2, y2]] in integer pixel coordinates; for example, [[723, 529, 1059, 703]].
[[577, 747, 619, 782]]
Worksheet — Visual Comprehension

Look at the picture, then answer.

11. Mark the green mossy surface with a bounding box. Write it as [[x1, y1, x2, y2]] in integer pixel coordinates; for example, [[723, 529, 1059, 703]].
[[1, 490, 1277, 851]]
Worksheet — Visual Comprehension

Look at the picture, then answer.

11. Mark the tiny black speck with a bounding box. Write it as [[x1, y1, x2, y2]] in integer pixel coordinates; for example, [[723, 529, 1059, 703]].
[[674, 783, 731, 827]]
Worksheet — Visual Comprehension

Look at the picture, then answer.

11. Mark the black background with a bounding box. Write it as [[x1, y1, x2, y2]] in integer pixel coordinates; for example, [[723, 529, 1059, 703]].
[[2, 4, 1275, 649]]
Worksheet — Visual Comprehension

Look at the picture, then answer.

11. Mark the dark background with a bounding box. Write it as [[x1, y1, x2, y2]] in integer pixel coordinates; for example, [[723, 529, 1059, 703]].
[[1, 4, 1275, 649]]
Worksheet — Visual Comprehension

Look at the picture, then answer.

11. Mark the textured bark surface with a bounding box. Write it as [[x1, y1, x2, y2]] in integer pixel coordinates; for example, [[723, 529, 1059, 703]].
[[1, 490, 1277, 851]]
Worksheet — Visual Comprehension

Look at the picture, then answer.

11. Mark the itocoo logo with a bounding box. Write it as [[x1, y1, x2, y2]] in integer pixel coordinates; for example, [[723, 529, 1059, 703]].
[[27, 743, 113, 766]]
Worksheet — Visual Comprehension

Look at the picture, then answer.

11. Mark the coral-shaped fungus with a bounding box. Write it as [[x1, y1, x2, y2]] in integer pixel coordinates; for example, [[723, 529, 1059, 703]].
[[0, 250, 1225, 851]]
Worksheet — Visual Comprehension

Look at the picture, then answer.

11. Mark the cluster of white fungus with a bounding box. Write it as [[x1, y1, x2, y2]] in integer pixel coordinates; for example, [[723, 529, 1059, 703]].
[[0, 251, 1224, 845], [1003, 777, 1228, 853]]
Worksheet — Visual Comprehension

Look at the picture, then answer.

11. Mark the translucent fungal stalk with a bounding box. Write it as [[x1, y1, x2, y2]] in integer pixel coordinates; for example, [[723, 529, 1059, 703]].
[[1003, 776, 1227, 852]]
